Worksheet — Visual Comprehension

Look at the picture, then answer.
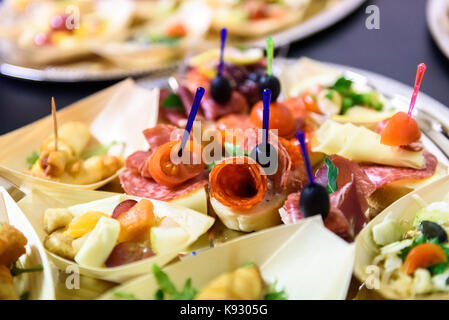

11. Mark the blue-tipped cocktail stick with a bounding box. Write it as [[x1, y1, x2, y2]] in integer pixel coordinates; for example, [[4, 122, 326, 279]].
[[218, 28, 227, 76], [178, 87, 205, 157], [262, 88, 271, 148], [296, 131, 314, 184]]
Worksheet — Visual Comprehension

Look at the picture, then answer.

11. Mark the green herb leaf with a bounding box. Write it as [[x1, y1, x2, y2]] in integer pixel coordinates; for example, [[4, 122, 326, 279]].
[[81, 141, 118, 159], [20, 291, 30, 300], [113, 290, 139, 300], [398, 235, 427, 261], [241, 262, 255, 268], [171, 278, 198, 300], [152, 264, 198, 300], [154, 289, 164, 300], [264, 281, 288, 300], [324, 157, 338, 194], [161, 93, 185, 111], [10, 263, 43, 277], [330, 77, 383, 114], [331, 77, 353, 96], [26, 151, 39, 169], [153, 264, 177, 296], [430, 263, 447, 275]]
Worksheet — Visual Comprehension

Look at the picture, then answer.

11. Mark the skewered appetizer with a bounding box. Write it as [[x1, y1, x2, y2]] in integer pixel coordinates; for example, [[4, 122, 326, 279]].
[[0, 222, 43, 300], [26, 121, 123, 185], [164, 46, 265, 124], [279, 63, 446, 241], [120, 124, 209, 210], [43, 195, 214, 269], [208, 0, 310, 38]]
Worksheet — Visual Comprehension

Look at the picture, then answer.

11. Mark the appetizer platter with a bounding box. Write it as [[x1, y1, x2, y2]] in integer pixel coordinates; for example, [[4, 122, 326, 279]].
[[0, 0, 365, 82], [1, 31, 449, 300]]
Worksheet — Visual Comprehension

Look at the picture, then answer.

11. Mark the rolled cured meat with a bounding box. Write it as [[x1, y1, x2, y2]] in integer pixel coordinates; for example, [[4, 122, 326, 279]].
[[209, 156, 267, 210]]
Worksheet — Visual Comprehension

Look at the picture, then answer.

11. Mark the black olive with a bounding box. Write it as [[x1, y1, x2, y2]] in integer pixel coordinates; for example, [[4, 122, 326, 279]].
[[258, 75, 280, 102], [299, 183, 330, 220], [210, 75, 232, 104], [420, 220, 448, 243], [249, 143, 278, 176]]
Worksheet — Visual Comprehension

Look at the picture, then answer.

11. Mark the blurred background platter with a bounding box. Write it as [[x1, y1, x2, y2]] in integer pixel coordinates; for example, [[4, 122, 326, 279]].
[[427, 0, 449, 60], [0, 0, 366, 82], [241, 0, 367, 48], [0, 59, 177, 82]]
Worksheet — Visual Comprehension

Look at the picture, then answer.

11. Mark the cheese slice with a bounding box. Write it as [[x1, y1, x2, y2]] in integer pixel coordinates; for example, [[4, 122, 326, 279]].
[[74, 217, 120, 268], [313, 120, 425, 169]]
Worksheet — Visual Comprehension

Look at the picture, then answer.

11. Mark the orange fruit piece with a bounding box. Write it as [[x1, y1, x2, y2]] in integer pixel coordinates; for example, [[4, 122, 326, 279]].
[[404, 243, 447, 275], [380, 111, 421, 146], [116, 199, 156, 243], [65, 211, 108, 238]]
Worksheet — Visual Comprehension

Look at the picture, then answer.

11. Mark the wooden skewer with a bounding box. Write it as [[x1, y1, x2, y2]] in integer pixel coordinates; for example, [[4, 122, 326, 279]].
[[51, 97, 58, 151], [0, 193, 9, 224]]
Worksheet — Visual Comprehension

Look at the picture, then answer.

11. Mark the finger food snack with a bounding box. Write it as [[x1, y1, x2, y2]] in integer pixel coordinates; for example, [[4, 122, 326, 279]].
[[0, 79, 158, 191], [18, 188, 213, 282], [355, 175, 449, 299], [0, 188, 54, 300], [26, 121, 123, 185], [99, 216, 355, 300]]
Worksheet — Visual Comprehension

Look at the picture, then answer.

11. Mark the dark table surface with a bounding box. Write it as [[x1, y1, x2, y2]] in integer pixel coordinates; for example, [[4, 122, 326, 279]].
[[1, 0, 448, 135]]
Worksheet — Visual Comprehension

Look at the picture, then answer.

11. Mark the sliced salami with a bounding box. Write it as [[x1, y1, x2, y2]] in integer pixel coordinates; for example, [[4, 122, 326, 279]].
[[119, 170, 208, 201], [360, 151, 438, 188], [143, 124, 183, 153], [125, 151, 151, 173]]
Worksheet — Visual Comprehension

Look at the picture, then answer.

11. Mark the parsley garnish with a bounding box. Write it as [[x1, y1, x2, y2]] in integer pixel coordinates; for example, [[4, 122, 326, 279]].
[[113, 290, 139, 300], [81, 141, 118, 159], [152, 264, 198, 300], [26, 151, 39, 169], [161, 93, 185, 111], [324, 157, 338, 194], [10, 263, 43, 277], [330, 77, 383, 114], [264, 281, 288, 300]]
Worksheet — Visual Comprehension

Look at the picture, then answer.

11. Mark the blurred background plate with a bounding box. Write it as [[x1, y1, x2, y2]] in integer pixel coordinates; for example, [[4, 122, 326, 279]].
[[0, 59, 177, 82], [0, 0, 366, 82], [427, 0, 449, 60], [244, 0, 367, 48]]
